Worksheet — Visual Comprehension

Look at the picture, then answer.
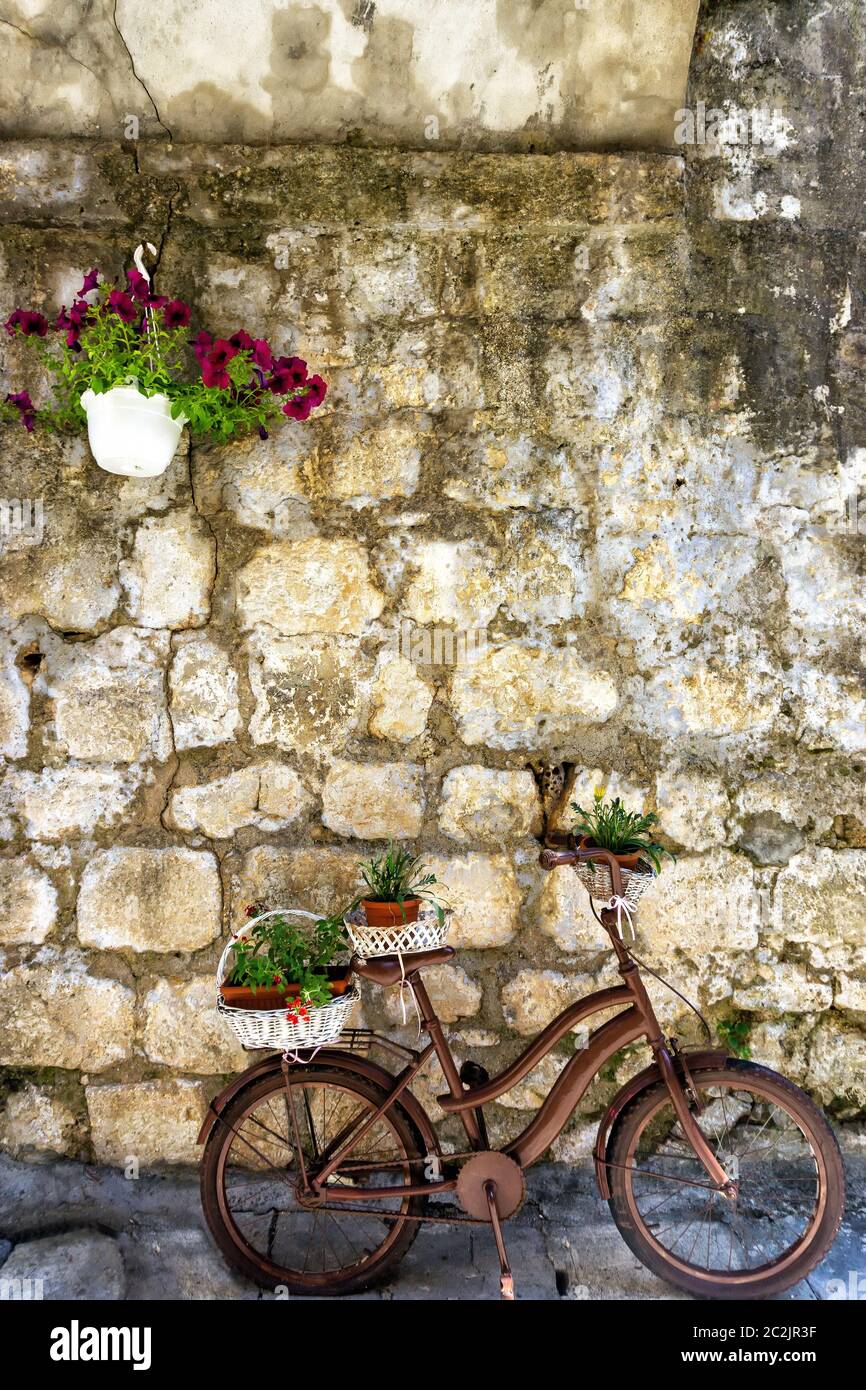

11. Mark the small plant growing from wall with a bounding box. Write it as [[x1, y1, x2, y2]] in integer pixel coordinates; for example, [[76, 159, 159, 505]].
[[716, 1013, 753, 1060], [1, 259, 327, 477]]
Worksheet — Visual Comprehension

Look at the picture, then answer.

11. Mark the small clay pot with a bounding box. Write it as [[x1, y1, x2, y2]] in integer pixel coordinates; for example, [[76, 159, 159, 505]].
[[221, 965, 352, 1010], [578, 837, 645, 871], [360, 898, 421, 929]]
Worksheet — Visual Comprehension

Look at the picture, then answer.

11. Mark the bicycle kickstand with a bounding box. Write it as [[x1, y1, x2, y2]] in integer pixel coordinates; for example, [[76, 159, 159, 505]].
[[484, 1180, 515, 1300]]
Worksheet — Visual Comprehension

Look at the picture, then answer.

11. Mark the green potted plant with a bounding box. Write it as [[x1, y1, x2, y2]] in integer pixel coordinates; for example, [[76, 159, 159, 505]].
[[570, 786, 675, 904], [2, 261, 326, 478], [217, 905, 359, 1051], [356, 843, 447, 929], [341, 844, 450, 959], [221, 904, 350, 1012]]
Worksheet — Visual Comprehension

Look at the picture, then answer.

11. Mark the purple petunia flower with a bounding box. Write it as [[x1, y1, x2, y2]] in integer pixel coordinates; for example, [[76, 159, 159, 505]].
[[305, 373, 327, 408], [251, 339, 273, 371], [23, 311, 48, 337], [79, 267, 100, 296], [268, 357, 308, 395], [228, 329, 253, 352], [192, 330, 212, 365], [5, 309, 49, 338], [162, 299, 191, 329], [108, 290, 139, 323], [56, 297, 92, 346], [6, 389, 36, 431], [126, 268, 153, 303], [283, 395, 313, 421], [207, 339, 238, 370], [201, 356, 230, 390]]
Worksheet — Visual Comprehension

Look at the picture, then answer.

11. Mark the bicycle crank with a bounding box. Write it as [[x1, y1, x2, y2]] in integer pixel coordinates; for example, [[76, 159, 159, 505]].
[[456, 1152, 525, 1301]]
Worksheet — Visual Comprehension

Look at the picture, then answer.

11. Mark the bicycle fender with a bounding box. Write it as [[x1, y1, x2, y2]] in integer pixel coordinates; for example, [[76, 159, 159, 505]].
[[592, 1048, 731, 1199], [197, 1048, 443, 1162]]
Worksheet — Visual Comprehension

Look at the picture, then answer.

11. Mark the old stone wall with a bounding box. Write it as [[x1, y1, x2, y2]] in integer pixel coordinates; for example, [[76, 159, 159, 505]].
[[0, 0, 699, 151], [0, 0, 864, 1165]]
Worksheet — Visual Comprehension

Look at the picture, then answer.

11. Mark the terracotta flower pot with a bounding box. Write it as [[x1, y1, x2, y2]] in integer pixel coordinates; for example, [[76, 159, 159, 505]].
[[221, 965, 352, 1011], [360, 898, 421, 929], [578, 836, 645, 871]]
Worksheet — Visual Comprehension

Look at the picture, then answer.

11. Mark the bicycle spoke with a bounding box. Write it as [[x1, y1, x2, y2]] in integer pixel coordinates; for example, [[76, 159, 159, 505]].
[[624, 1075, 824, 1278], [217, 1075, 416, 1287]]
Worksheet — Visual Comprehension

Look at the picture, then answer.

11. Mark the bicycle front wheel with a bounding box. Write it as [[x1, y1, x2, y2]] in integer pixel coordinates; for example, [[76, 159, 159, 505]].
[[607, 1060, 844, 1299], [201, 1068, 425, 1295]]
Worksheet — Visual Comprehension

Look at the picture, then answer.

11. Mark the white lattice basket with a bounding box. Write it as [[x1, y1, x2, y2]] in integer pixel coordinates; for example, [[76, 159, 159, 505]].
[[345, 904, 450, 960], [573, 859, 656, 908], [216, 908, 359, 1052]]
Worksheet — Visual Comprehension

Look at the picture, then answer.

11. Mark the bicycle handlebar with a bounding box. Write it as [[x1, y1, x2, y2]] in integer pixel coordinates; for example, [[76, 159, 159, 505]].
[[539, 842, 625, 901], [539, 848, 577, 869]]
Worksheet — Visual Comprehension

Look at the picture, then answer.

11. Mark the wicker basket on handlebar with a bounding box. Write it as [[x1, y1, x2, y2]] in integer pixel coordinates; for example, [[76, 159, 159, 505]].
[[574, 858, 655, 907]]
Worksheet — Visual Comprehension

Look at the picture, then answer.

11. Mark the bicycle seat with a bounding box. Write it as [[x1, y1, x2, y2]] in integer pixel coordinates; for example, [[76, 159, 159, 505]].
[[351, 946, 455, 987]]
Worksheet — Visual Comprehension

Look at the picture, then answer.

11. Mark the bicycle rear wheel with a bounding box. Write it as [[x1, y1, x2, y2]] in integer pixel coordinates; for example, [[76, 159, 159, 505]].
[[607, 1060, 844, 1299], [201, 1067, 425, 1295]]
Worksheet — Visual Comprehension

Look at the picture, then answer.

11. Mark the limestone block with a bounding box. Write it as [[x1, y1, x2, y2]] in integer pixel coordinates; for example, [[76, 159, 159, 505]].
[[321, 760, 424, 839], [77, 847, 221, 953]]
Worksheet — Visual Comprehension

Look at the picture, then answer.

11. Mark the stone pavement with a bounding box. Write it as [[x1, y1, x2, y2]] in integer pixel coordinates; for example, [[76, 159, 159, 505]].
[[1, 1154, 864, 1301]]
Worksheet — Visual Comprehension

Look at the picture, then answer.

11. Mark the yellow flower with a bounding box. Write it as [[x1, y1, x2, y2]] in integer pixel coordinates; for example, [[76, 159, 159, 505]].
[[593, 785, 606, 802]]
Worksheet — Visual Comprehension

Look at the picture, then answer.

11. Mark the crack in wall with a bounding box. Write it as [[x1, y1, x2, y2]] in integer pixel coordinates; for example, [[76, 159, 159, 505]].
[[0, 17, 105, 93], [111, 1, 173, 142]]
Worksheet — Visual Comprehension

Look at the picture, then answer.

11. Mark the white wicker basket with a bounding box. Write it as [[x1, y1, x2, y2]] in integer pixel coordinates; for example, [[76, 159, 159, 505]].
[[573, 859, 655, 908], [345, 904, 450, 960], [217, 908, 358, 1052]]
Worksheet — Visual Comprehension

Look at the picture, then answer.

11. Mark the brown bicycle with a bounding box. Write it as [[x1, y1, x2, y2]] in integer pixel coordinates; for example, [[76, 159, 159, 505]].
[[199, 843, 845, 1300]]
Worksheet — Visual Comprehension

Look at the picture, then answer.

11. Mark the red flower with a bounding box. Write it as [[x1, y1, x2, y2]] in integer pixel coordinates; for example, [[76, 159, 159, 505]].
[[79, 267, 100, 296], [108, 290, 138, 323], [305, 374, 327, 408], [201, 358, 230, 390], [126, 268, 152, 303], [163, 299, 191, 329], [208, 339, 238, 370], [56, 298, 92, 347], [283, 395, 313, 421], [268, 355, 307, 394], [192, 330, 212, 365]]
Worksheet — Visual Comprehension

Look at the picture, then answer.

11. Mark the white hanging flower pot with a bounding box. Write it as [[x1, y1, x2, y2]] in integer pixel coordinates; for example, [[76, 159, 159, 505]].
[[81, 385, 186, 478]]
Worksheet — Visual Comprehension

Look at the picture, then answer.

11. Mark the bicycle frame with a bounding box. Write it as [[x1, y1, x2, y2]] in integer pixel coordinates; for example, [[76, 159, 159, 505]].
[[288, 848, 731, 1203]]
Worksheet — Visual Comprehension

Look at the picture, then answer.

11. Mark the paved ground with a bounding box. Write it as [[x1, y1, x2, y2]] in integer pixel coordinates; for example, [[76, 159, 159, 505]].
[[1, 1153, 864, 1300]]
